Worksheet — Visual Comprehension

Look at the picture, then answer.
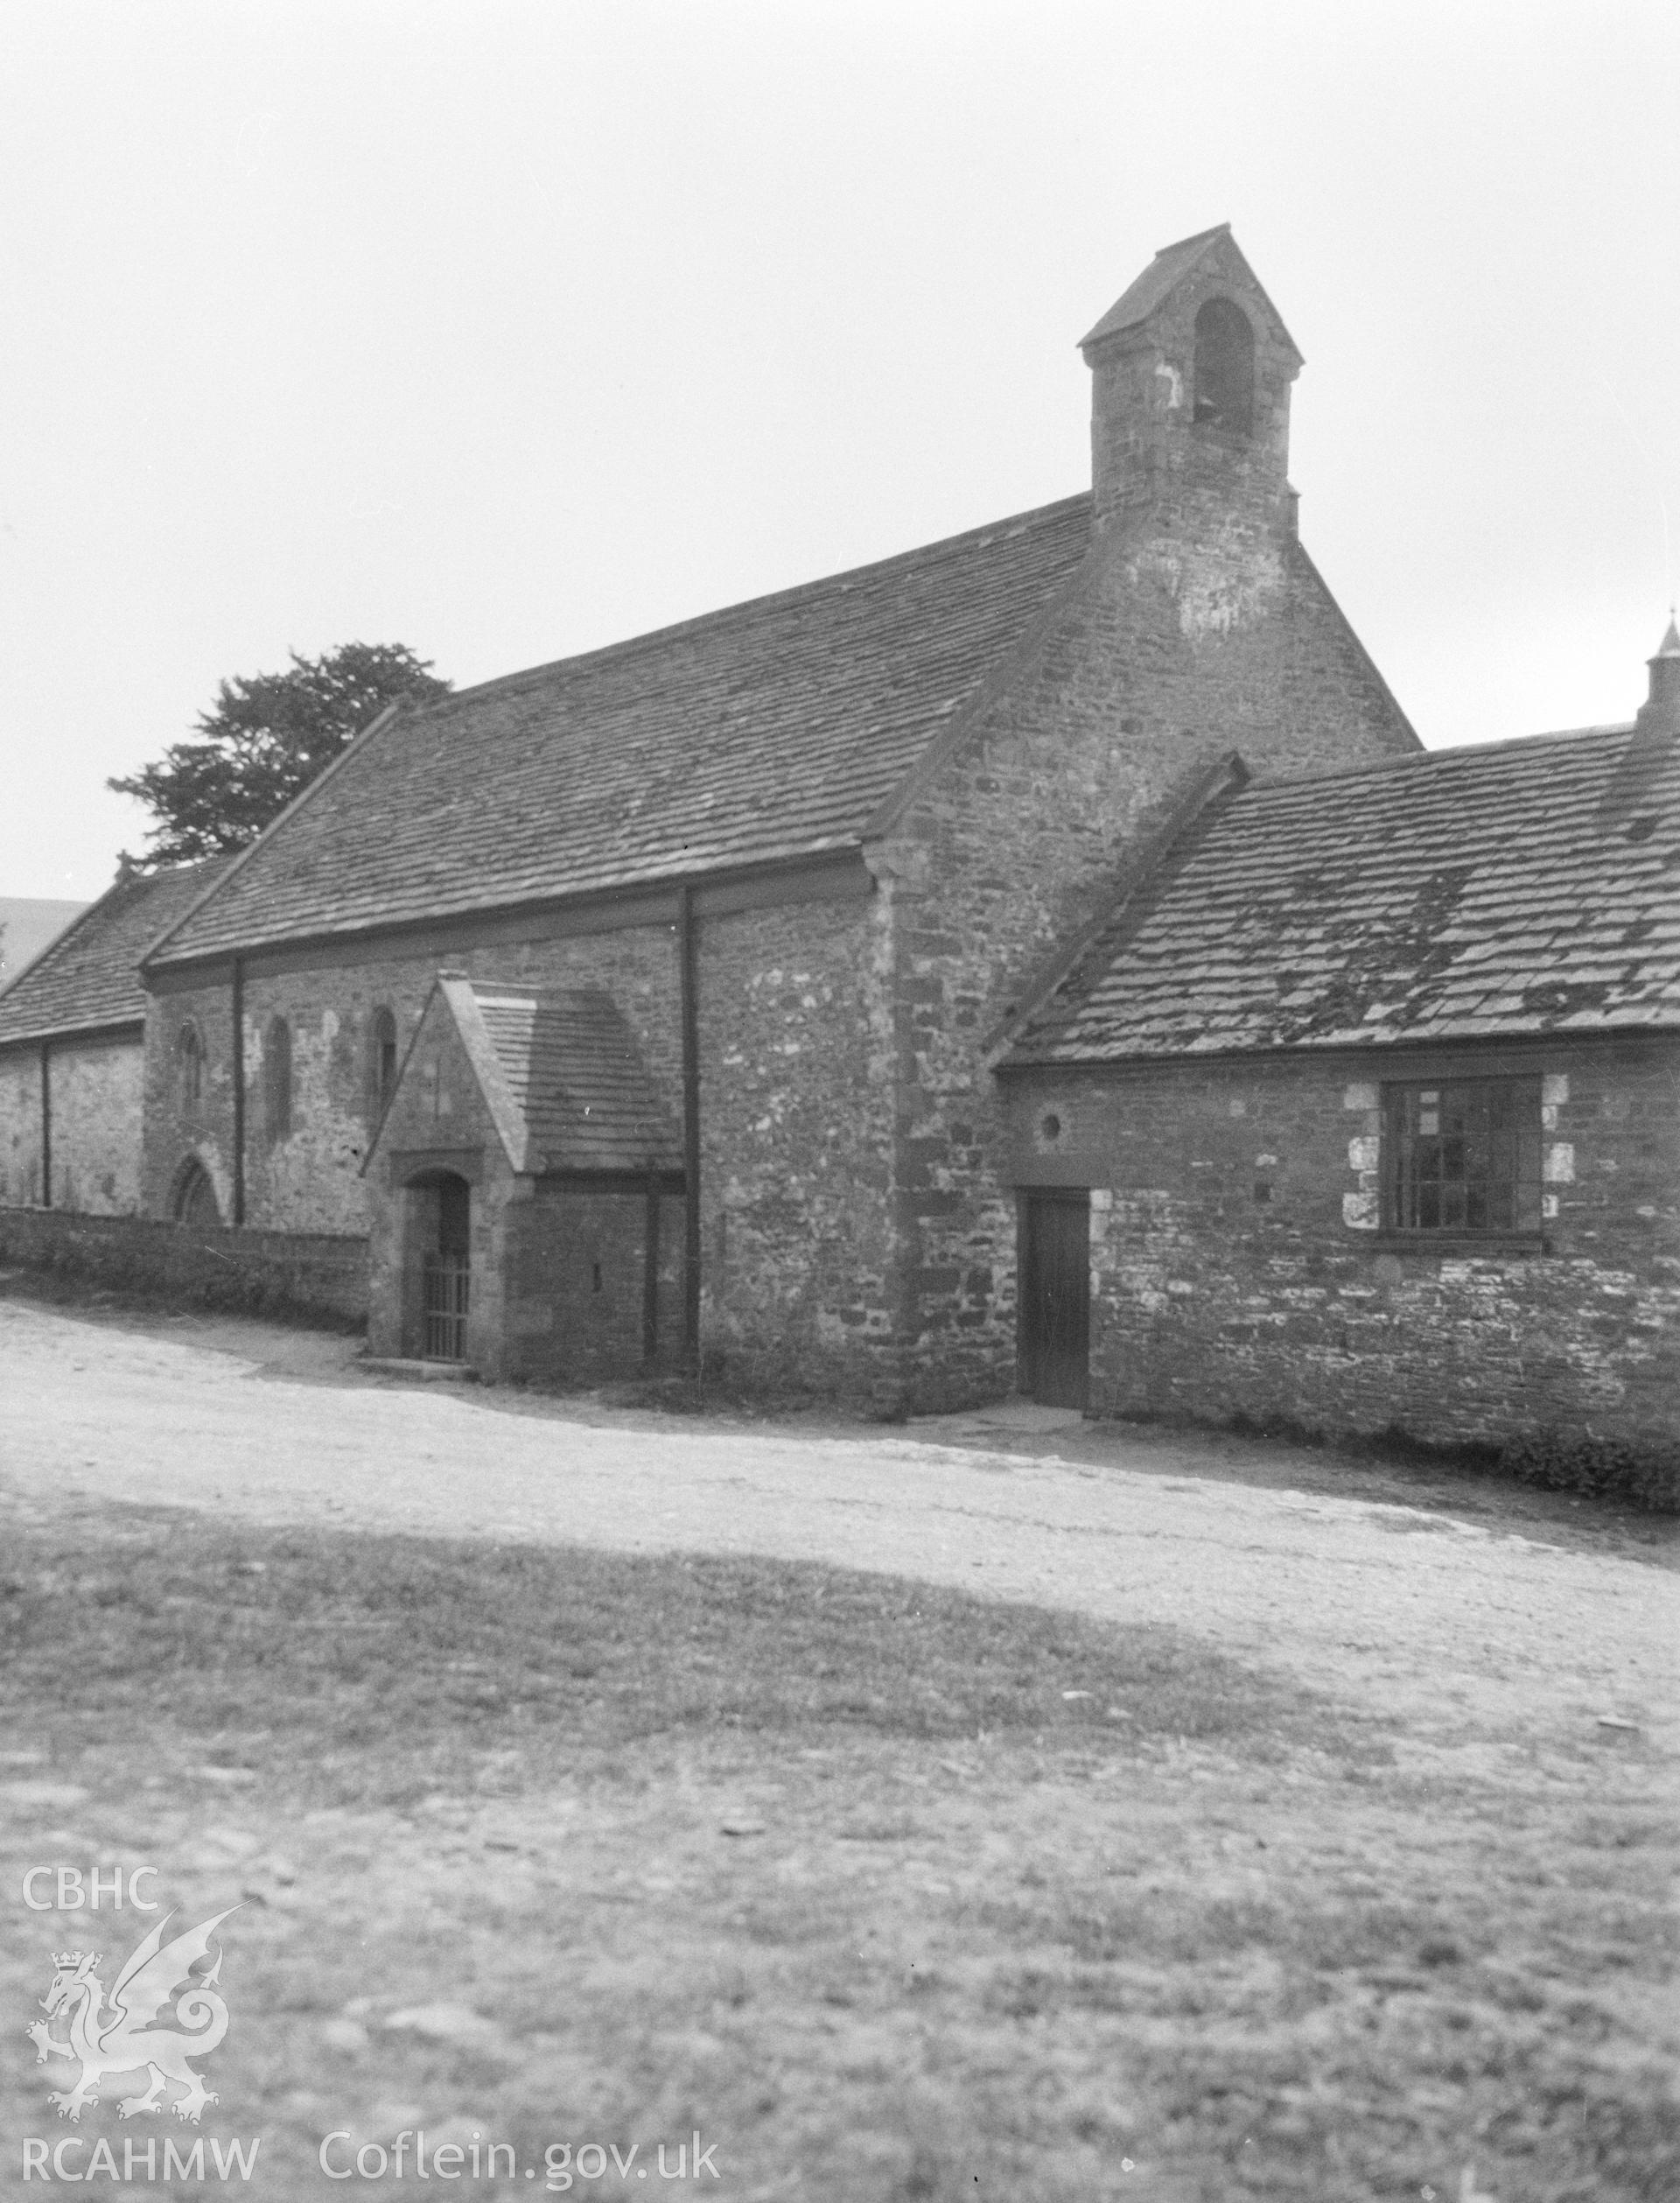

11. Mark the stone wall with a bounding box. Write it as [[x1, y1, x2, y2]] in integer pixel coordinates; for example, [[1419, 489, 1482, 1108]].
[[0, 1046, 39, 1207], [694, 895, 896, 1399], [505, 1183, 685, 1385], [869, 520, 1420, 1408], [144, 928, 684, 1236], [0, 1035, 145, 1214], [1001, 1037, 1680, 1449], [0, 1204, 368, 1325], [146, 878, 895, 1397]]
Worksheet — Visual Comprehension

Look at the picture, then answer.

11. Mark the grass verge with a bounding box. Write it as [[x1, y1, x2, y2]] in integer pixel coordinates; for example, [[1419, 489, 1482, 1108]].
[[2, 1502, 1674, 2202]]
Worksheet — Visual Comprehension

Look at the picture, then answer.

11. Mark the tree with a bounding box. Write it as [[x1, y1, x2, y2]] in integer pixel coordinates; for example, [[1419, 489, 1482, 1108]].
[[108, 642, 452, 866]]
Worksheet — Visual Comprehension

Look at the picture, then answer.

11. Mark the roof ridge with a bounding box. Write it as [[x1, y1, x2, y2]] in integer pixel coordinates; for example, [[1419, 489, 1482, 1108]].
[[410, 492, 1094, 718], [1242, 719, 1640, 803], [1151, 221, 1231, 256], [0, 876, 127, 1008]]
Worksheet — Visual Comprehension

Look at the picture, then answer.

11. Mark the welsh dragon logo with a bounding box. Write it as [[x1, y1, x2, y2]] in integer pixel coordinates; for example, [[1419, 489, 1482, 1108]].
[[26, 1907, 239, 2124]]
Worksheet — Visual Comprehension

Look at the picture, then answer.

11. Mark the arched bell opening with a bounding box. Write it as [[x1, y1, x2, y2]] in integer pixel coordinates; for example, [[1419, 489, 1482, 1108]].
[[1193, 296, 1255, 437]]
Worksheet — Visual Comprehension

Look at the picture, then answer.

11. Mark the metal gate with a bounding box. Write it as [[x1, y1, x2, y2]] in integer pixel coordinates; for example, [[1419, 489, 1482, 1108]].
[[423, 1257, 470, 1363]]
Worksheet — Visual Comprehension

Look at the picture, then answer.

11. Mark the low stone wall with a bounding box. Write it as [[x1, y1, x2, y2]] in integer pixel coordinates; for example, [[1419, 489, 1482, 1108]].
[[0, 1205, 368, 1328]]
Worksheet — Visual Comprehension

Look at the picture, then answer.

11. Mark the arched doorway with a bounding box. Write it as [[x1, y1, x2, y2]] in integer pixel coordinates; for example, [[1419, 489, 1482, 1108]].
[[172, 1156, 221, 1226], [410, 1169, 471, 1363]]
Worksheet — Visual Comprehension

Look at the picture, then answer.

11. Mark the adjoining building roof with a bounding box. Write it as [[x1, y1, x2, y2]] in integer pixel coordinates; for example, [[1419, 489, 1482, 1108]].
[[148, 495, 1096, 968], [0, 859, 228, 1046], [1007, 722, 1680, 1065], [0, 899, 88, 989], [383, 977, 682, 1177]]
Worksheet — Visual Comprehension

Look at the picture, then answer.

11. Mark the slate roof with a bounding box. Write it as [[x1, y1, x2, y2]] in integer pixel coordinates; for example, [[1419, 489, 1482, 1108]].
[[149, 495, 1096, 967], [1078, 223, 1301, 360], [0, 859, 228, 1046], [402, 978, 681, 1177], [1007, 722, 1680, 1064], [473, 984, 681, 1175]]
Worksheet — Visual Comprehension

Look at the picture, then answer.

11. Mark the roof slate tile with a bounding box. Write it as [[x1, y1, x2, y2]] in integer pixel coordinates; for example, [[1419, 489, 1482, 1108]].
[[470, 984, 681, 1175], [0, 859, 230, 1045], [1011, 723, 1680, 1063], [151, 496, 1094, 966]]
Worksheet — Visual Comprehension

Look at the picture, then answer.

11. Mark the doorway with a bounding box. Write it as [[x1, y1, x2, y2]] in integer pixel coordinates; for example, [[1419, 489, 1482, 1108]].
[[420, 1172, 471, 1363], [1018, 1188, 1089, 1408]]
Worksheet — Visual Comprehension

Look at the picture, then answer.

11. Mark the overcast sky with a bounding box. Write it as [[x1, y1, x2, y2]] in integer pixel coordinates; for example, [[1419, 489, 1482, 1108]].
[[2, 1, 1676, 901]]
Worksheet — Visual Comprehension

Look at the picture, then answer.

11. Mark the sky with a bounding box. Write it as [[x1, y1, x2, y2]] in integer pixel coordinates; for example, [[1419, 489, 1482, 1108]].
[[1, 1, 1676, 901]]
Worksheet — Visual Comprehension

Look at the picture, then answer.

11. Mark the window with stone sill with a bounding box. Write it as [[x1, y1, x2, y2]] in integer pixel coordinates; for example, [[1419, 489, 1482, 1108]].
[[1382, 1077, 1543, 1235]]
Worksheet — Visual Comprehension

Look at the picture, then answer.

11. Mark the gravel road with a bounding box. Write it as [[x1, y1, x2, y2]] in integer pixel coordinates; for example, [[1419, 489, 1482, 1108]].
[[2, 1298, 1673, 1756]]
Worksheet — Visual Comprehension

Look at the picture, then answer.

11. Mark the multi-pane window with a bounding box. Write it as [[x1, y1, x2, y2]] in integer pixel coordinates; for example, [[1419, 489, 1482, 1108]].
[[1384, 1079, 1543, 1234]]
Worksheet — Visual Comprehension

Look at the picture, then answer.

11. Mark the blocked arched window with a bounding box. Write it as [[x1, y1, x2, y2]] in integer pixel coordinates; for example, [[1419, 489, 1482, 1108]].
[[264, 1015, 292, 1144], [1193, 298, 1255, 436], [368, 1007, 398, 1123], [177, 1021, 204, 1112], [172, 1156, 220, 1225]]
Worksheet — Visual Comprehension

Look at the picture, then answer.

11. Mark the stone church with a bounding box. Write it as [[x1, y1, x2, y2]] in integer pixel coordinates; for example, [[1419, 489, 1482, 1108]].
[[4, 225, 1674, 1442]]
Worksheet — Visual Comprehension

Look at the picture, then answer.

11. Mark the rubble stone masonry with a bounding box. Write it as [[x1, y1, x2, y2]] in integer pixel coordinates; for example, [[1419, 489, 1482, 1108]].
[[872, 519, 1418, 1408], [143, 873, 896, 1396], [1003, 1038, 1680, 1449], [0, 1035, 144, 1214]]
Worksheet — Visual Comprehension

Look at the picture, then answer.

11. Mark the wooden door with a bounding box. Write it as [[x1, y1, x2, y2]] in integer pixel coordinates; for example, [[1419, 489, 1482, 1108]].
[[1018, 1189, 1090, 1408]]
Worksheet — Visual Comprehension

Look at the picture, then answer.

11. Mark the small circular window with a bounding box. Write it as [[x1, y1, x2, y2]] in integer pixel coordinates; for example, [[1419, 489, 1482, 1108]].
[[1040, 1112, 1062, 1141]]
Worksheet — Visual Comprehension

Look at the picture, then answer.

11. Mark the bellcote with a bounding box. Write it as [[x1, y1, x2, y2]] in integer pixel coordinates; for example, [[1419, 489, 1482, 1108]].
[[1080, 226, 1303, 530]]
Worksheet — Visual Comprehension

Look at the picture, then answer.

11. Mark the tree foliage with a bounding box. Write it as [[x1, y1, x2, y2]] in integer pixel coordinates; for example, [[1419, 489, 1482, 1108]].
[[109, 642, 452, 866]]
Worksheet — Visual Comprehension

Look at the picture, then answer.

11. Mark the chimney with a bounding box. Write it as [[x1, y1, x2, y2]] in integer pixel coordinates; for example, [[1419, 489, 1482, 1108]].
[[1641, 616, 1680, 733], [1595, 618, 1680, 828]]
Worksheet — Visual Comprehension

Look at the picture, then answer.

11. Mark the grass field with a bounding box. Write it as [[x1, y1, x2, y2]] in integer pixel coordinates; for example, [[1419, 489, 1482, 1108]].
[[2, 1498, 1675, 2201]]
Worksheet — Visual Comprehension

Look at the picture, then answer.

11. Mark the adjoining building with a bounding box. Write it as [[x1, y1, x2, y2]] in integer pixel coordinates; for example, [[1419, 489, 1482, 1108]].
[[0, 859, 226, 1216], [996, 627, 1680, 1448]]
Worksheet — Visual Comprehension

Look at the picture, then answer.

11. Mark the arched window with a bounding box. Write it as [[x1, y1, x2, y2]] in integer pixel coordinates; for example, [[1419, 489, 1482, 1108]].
[[368, 1007, 398, 1123], [177, 1021, 204, 1112], [172, 1156, 221, 1225], [264, 1015, 291, 1144], [1193, 298, 1255, 436]]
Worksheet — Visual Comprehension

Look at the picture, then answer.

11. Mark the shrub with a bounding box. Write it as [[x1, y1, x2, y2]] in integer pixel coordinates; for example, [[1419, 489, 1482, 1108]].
[[1499, 1428, 1680, 1513]]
